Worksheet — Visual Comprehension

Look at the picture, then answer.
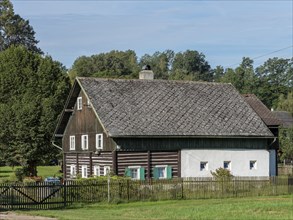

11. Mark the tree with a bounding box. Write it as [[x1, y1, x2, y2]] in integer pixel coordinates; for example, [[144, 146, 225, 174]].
[[139, 50, 174, 79], [255, 57, 293, 108], [277, 92, 293, 113], [0, 46, 71, 175], [170, 50, 212, 81], [0, 0, 42, 53], [68, 50, 140, 81], [279, 127, 293, 162]]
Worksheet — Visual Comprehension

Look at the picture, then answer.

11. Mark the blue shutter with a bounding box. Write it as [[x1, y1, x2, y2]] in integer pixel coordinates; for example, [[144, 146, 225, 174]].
[[125, 168, 131, 177], [166, 166, 172, 179], [139, 167, 145, 180], [153, 167, 159, 179]]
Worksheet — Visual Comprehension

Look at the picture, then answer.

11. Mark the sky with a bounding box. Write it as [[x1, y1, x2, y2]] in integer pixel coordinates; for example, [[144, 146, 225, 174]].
[[12, 0, 293, 69]]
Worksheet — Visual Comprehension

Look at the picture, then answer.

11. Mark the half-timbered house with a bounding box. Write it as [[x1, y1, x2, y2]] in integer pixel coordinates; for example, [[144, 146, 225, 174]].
[[54, 70, 277, 179]]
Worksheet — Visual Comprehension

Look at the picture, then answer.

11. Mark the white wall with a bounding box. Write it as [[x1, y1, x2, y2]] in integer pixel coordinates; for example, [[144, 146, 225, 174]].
[[181, 149, 271, 177]]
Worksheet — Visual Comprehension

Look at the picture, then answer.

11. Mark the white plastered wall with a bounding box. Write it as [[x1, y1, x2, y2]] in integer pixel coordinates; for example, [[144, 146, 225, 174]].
[[181, 149, 275, 177]]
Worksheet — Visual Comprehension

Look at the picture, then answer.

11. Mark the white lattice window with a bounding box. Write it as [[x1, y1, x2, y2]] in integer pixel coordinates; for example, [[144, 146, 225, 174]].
[[77, 97, 82, 110], [94, 165, 100, 177], [96, 134, 103, 150], [81, 165, 88, 178], [81, 135, 88, 150], [70, 165, 76, 178], [69, 136, 75, 150]]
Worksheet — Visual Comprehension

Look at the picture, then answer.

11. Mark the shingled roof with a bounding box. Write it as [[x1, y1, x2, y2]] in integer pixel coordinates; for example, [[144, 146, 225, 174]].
[[76, 78, 272, 138], [243, 94, 281, 126], [273, 111, 293, 128]]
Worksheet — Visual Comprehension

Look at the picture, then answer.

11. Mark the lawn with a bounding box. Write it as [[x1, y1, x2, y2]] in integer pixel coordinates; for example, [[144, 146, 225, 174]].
[[0, 166, 61, 181], [17, 195, 293, 220]]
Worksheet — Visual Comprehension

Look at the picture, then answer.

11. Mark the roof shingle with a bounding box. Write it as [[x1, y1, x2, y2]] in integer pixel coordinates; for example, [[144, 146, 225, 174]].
[[243, 94, 281, 126], [78, 78, 273, 137]]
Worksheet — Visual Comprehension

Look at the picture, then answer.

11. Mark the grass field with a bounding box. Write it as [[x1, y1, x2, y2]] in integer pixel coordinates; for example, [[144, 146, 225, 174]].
[[0, 166, 61, 181], [17, 195, 293, 220]]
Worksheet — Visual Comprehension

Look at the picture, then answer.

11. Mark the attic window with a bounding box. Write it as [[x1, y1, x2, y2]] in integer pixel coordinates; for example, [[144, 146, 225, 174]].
[[77, 97, 82, 110], [81, 135, 88, 150], [96, 134, 103, 150]]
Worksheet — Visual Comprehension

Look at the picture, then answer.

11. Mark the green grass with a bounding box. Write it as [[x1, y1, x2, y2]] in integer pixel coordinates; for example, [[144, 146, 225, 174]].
[[17, 195, 293, 220], [0, 166, 61, 181]]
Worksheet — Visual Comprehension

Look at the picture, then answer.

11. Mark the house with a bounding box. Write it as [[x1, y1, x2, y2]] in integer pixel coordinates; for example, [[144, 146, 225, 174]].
[[273, 111, 293, 128], [54, 69, 277, 179]]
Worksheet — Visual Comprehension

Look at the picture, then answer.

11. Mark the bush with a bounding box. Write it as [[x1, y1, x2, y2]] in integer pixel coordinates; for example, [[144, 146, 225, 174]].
[[211, 168, 233, 180]]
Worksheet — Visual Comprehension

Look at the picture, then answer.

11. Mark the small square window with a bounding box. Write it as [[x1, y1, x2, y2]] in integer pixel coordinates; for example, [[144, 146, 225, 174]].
[[77, 97, 82, 110], [250, 161, 257, 170], [81, 135, 88, 150], [223, 161, 231, 170], [200, 162, 208, 171], [129, 167, 140, 180]]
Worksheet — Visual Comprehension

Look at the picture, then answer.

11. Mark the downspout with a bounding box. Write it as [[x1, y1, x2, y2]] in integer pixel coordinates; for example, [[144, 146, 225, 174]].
[[52, 141, 63, 151]]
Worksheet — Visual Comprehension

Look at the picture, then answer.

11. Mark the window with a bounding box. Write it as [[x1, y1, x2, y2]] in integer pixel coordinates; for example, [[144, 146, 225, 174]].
[[250, 160, 257, 170], [81, 135, 88, 150], [81, 165, 88, 178], [223, 161, 231, 170], [96, 134, 103, 150], [125, 166, 145, 180], [77, 97, 82, 110], [153, 165, 172, 179], [70, 165, 76, 178], [94, 165, 100, 177], [87, 99, 91, 108], [104, 166, 110, 176], [69, 136, 75, 150], [200, 162, 208, 171]]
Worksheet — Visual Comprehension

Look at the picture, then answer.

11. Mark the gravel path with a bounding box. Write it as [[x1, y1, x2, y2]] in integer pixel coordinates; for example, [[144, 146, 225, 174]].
[[0, 212, 57, 220]]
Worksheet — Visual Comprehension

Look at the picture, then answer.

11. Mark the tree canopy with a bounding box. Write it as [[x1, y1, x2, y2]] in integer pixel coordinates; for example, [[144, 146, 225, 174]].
[[0, 0, 42, 53], [0, 46, 71, 174]]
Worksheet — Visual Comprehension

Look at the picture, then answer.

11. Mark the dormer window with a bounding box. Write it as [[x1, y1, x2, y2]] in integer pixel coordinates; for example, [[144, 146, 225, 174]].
[[77, 97, 82, 110]]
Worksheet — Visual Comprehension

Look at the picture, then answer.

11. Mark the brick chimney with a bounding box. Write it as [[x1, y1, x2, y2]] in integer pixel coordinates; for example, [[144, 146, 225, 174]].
[[139, 65, 154, 80]]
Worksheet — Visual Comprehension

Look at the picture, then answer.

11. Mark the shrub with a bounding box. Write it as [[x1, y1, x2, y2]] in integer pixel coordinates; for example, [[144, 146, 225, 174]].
[[211, 167, 233, 180]]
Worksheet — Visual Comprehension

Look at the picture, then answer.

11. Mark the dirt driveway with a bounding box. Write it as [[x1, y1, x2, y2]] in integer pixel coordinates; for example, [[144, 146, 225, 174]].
[[0, 212, 57, 220]]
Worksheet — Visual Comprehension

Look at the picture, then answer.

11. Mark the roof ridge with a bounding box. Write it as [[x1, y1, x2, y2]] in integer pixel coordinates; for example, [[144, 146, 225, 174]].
[[77, 77, 233, 86]]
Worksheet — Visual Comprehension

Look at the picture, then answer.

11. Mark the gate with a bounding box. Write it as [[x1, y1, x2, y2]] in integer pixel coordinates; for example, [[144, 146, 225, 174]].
[[0, 182, 66, 210]]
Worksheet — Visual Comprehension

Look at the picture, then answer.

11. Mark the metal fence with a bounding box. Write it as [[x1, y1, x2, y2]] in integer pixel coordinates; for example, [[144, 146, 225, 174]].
[[1, 176, 293, 210]]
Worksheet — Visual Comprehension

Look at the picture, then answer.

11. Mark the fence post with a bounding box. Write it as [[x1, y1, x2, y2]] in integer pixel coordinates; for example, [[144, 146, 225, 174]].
[[63, 180, 67, 208], [127, 179, 130, 202], [10, 185, 14, 210], [181, 178, 184, 199]]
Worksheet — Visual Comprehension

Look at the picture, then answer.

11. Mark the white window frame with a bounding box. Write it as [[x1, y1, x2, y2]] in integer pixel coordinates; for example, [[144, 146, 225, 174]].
[[81, 135, 88, 150], [87, 99, 91, 108], [69, 135, 75, 150], [70, 164, 76, 178], [94, 165, 100, 177], [200, 161, 208, 171], [96, 134, 103, 150], [104, 166, 110, 176], [128, 166, 141, 180], [250, 160, 257, 170], [155, 165, 167, 179], [77, 97, 82, 110], [223, 161, 231, 170], [81, 165, 88, 178]]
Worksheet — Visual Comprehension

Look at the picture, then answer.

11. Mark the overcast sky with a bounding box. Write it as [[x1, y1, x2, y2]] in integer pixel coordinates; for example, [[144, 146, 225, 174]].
[[12, 0, 293, 69]]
